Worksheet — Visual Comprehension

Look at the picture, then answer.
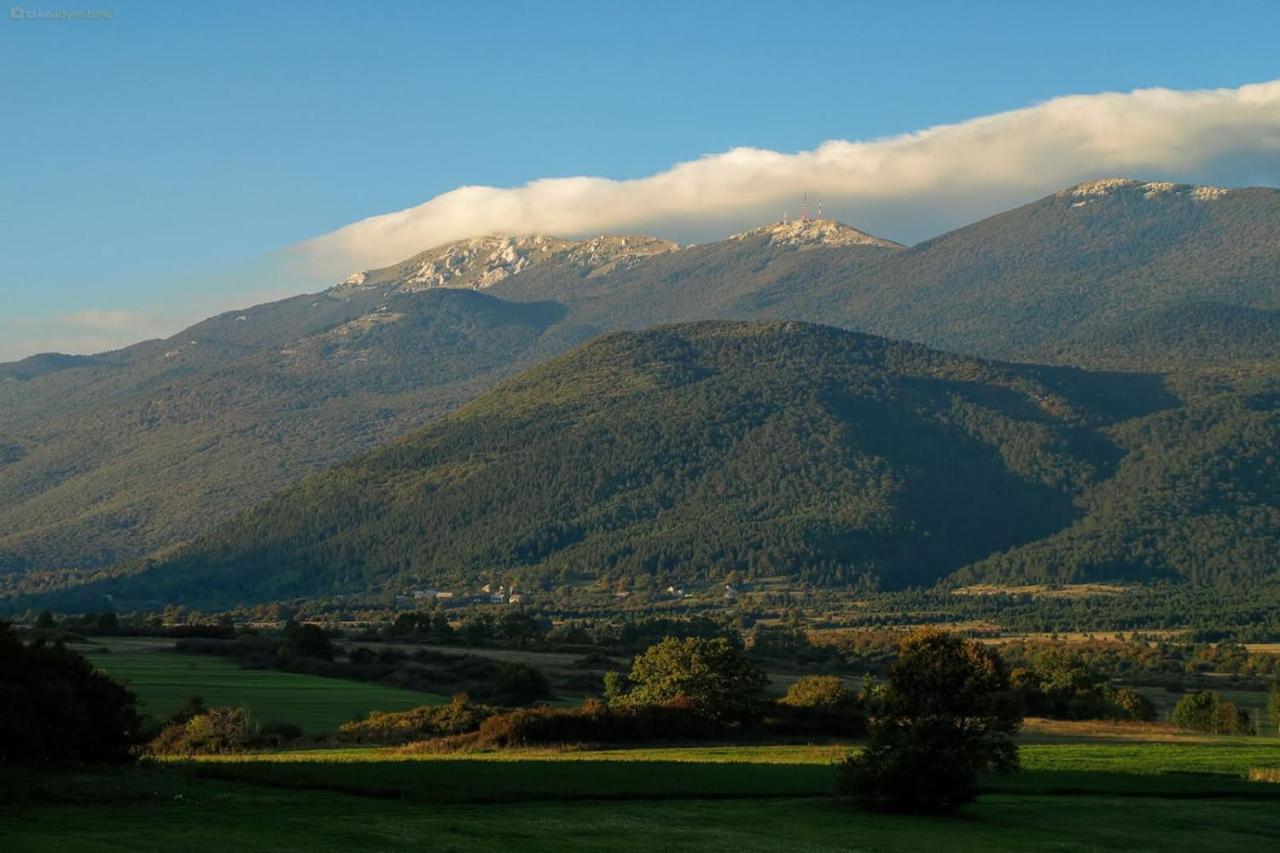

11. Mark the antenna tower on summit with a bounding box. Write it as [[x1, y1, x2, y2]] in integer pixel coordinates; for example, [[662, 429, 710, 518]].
[[817, 196, 822, 218], [801, 193, 810, 222]]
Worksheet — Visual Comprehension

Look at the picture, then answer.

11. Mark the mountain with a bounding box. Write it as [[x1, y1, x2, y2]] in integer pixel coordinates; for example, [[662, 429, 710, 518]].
[[41, 320, 1240, 611], [829, 179, 1280, 365], [3, 179, 1279, 594], [0, 288, 564, 581], [488, 179, 1280, 367], [339, 233, 680, 292]]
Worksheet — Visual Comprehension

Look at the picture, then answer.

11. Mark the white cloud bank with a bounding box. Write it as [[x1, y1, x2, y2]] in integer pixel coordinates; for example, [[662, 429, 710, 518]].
[[9, 79, 1280, 362], [295, 79, 1280, 278]]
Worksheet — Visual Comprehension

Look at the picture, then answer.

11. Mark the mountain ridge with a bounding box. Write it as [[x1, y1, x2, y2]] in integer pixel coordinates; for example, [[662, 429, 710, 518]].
[[33, 319, 1277, 613], [3, 178, 1278, 595]]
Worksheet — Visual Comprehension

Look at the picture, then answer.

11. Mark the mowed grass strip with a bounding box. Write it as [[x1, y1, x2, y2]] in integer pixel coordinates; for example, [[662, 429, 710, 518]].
[[82, 641, 444, 733], [181, 740, 1280, 805], [8, 788, 1280, 852], [190, 757, 835, 803]]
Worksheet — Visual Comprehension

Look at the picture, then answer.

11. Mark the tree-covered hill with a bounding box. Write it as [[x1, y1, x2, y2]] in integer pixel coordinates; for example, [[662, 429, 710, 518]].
[[3, 179, 1279, 587], [46, 320, 1245, 611], [0, 289, 564, 576], [956, 362, 1280, 586]]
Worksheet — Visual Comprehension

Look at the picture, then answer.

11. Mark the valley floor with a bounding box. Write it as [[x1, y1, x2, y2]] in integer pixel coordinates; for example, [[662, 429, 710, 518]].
[[5, 740, 1280, 852]]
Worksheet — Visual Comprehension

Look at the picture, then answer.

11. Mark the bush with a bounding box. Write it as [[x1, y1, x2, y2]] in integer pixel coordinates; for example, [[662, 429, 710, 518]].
[[419, 697, 725, 751], [148, 707, 254, 756], [281, 620, 333, 660], [1171, 691, 1253, 734], [1103, 686, 1157, 722], [770, 675, 865, 738], [491, 663, 551, 705], [338, 694, 495, 745], [780, 676, 858, 711], [0, 622, 140, 765], [258, 720, 304, 746], [1011, 654, 1158, 723], [348, 647, 378, 665], [838, 629, 1020, 814]]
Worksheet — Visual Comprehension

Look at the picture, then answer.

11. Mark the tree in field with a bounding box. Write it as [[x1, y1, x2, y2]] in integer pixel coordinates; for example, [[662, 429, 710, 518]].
[[606, 636, 766, 722], [838, 628, 1021, 813], [496, 611, 543, 649], [280, 620, 333, 660], [0, 621, 140, 764], [1171, 691, 1253, 735]]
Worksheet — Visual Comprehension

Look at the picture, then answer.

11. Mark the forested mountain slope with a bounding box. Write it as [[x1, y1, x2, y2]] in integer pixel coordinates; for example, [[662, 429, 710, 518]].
[[43, 321, 1246, 611], [3, 179, 1278, 587]]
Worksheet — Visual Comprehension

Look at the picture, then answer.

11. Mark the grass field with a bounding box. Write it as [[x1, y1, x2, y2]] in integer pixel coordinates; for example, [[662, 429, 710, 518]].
[[79, 638, 446, 733], [16, 640, 1280, 850], [7, 739, 1280, 851]]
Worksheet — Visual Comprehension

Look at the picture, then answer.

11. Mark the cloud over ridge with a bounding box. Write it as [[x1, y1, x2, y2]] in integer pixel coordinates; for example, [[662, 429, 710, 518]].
[[297, 80, 1280, 277]]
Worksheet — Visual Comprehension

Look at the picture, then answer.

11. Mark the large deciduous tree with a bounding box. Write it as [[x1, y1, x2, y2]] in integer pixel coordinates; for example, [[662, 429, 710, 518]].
[[0, 622, 140, 764], [839, 628, 1021, 813], [606, 636, 766, 722]]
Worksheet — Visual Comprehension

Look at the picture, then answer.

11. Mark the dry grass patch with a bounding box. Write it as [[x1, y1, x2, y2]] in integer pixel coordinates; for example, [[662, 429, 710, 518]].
[[951, 583, 1130, 599]]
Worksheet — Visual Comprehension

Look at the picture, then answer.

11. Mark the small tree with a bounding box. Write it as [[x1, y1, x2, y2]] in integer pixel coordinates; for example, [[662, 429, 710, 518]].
[[1268, 679, 1280, 736], [609, 636, 766, 722], [491, 663, 551, 705], [496, 612, 542, 649], [780, 675, 858, 712], [280, 620, 333, 660], [838, 628, 1021, 813], [1171, 691, 1221, 732], [1104, 686, 1157, 722]]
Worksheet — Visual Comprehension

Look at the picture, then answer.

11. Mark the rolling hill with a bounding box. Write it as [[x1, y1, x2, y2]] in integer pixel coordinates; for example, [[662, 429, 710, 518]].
[[3, 179, 1279, 594], [39, 320, 1277, 611]]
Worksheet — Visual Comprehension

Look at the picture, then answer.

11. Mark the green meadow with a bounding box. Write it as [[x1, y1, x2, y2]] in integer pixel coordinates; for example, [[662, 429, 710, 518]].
[[13, 639, 1276, 850], [6, 740, 1280, 852], [80, 638, 444, 733]]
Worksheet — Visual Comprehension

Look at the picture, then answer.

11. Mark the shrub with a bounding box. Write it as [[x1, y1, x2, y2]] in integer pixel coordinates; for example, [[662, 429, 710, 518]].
[[1171, 690, 1254, 734], [0, 622, 140, 765], [258, 720, 304, 746], [838, 629, 1020, 814], [148, 707, 253, 756], [1103, 686, 1157, 722], [281, 620, 333, 660], [1011, 654, 1158, 723], [491, 663, 551, 705], [339, 694, 495, 745], [418, 697, 725, 751], [771, 675, 865, 737], [780, 676, 858, 711], [1268, 680, 1280, 735], [348, 647, 378, 665]]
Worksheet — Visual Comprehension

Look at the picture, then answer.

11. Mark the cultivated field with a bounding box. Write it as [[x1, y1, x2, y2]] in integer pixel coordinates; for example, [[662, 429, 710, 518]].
[[79, 638, 444, 733]]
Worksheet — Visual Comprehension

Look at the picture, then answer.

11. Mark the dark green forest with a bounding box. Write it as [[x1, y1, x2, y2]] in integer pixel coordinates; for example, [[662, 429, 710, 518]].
[[36, 321, 1276, 611]]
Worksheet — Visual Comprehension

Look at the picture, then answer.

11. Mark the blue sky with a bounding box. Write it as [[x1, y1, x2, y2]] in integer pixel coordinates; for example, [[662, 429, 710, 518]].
[[3, 0, 1280, 357]]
